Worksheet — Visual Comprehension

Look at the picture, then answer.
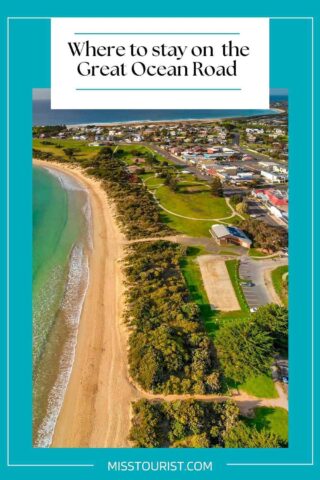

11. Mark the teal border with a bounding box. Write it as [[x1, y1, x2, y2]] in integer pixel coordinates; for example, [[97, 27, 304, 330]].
[[1, 8, 318, 480]]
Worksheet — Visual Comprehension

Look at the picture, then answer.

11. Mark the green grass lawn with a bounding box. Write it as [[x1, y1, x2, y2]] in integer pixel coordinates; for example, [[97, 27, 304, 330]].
[[155, 183, 232, 237], [159, 211, 214, 237], [249, 248, 269, 257], [142, 175, 164, 187], [225, 260, 249, 313], [244, 407, 288, 442], [33, 138, 98, 162], [179, 247, 217, 336], [156, 184, 231, 220], [238, 374, 279, 398], [271, 265, 288, 306]]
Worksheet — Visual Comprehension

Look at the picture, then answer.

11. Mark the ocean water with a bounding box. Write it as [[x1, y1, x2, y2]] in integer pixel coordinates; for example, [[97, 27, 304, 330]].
[[32, 165, 91, 447], [32, 95, 287, 126]]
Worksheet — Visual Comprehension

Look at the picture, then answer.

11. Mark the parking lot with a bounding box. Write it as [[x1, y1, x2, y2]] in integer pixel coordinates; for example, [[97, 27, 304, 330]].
[[239, 256, 288, 310]]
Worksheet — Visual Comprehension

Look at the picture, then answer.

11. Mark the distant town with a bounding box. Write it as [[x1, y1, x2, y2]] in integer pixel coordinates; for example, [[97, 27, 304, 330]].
[[34, 101, 288, 230]]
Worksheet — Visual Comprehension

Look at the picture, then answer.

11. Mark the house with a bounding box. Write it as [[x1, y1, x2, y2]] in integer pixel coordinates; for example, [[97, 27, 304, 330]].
[[210, 224, 252, 248], [261, 170, 288, 184]]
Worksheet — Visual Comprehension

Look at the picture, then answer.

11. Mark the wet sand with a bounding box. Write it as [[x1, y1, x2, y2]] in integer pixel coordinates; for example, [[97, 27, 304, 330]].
[[34, 159, 138, 448]]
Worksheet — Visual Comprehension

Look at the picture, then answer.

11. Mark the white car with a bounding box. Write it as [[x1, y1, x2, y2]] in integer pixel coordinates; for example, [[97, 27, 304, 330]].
[[250, 307, 258, 313]]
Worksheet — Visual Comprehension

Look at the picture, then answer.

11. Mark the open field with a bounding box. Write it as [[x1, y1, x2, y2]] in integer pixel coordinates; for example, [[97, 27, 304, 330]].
[[156, 183, 231, 220], [33, 138, 98, 161], [197, 256, 240, 312]]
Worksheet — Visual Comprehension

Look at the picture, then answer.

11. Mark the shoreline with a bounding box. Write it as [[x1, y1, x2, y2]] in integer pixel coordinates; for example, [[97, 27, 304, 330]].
[[33, 159, 138, 447], [65, 109, 285, 129]]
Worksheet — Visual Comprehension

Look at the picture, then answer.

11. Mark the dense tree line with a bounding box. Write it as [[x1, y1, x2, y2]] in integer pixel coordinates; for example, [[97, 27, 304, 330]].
[[125, 241, 221, 394], [83, 147, 174, 239], [240, 218, 288, 253], [33, 148, 58, 161], [32, 125, 66, 137], [210, 177, 223, 197], [130, 399, 286, 448], [215, 305, 288, 383]]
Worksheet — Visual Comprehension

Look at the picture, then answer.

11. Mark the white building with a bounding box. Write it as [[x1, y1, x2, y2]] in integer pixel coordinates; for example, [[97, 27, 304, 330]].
[[261, 170, 288, 184]]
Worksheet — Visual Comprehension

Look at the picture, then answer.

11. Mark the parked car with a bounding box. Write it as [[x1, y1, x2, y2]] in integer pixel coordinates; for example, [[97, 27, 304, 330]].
[[250, 307, 258, 313], [240, 281, 255, 287], [282, 376, 289, 384]]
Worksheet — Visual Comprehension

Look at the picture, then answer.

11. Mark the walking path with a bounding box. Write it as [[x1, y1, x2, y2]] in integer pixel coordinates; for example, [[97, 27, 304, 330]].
[[143, 175, 242, 223], [130, 378, 288, 415]]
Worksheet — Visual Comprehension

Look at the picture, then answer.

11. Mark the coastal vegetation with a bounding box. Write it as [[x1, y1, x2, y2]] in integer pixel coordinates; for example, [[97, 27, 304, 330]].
[[125, 241, 221, 394], [129, 399, 286, 448], [85, 147, 175, 239]]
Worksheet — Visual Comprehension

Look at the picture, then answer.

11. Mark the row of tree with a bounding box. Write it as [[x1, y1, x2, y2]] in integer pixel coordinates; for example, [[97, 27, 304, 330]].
[[125, 241, 221, 394], [130, 399, 286, 448], [240, 218, 288, 253]]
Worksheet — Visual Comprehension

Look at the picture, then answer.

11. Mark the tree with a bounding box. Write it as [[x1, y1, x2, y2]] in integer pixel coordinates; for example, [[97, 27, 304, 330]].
[[206, 371, 221, 393], [210, 177, 223, 197], [164, 173, 178, 192], [224, 422, 285, 448], [215, 320, 274, 383], [63, 147, 77, 160], [229, 194, 244, 206], [253, 304, 288, 354], [129, 400, 164, 447], [236, 201, 248, 215], [240, 218, 287, 253]]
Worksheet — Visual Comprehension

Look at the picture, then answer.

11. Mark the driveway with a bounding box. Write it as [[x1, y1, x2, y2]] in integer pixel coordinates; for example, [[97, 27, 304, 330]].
[[239, 256, 288, 309]]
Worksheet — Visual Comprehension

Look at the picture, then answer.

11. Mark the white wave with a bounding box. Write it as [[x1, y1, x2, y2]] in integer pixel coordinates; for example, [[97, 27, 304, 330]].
[[35, 243, 89, 448], [82, 198, 93, 251], [44, 166, 86, 192]]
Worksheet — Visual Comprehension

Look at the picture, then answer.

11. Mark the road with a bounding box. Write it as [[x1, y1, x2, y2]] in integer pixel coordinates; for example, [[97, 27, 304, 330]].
[[239, 256, 288, 309]]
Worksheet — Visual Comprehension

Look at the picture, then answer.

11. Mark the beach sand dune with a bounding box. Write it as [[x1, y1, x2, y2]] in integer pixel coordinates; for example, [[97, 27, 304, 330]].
[[34, 160, 138, 448]]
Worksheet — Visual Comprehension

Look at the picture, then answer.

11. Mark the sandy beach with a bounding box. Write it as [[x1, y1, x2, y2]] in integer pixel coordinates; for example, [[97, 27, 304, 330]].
[[34, 159, 139, 447]]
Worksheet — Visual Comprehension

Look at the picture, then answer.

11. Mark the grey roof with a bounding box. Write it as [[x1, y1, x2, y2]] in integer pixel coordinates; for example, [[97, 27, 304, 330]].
[[211, 224, 252, 244], [211, 224, 230, 238]]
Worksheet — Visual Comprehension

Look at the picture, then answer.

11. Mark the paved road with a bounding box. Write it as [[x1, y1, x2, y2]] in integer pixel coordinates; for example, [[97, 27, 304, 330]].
[[239, 256, 288, 309]]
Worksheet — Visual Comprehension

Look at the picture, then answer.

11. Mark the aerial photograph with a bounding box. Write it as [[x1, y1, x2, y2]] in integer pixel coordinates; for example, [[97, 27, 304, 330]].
[[32, 89, 289, 449]]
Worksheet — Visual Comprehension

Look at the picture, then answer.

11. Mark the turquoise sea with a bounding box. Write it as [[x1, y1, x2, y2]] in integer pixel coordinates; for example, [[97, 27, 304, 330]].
[[33, 165, 91, 447]]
